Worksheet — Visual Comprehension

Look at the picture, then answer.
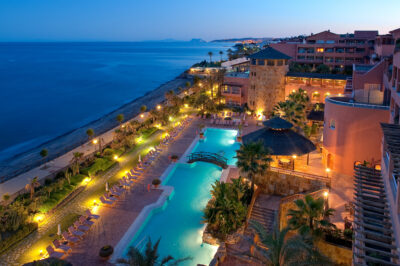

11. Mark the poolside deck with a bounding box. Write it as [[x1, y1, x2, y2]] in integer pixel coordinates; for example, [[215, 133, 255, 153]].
[[66, 117, 204, 265]]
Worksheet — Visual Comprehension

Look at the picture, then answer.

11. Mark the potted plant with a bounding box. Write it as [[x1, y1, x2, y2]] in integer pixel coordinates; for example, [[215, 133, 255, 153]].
[[170, 154, 179, 162], [152, 178, 161, 188], [99, 245, 113, 260], [198, 124, 205, 139]]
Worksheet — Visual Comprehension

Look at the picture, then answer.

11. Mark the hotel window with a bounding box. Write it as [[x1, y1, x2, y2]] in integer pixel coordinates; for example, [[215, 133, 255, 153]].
[[251, 59, 256, 65], [326, 40, 335, 44], [355, 48, 365, 53], [316, 56, 323, 61], [316, 40, 325, 44], [277, 60, 283, 66], [257, 59, 265, 65], [267, 60, 274, 66], [223, 85, 229, 93], [297, 56, 305, 60], [336, 48, 344, 53], [306, 56, 314, 61], [298, 48, 306, 53], [325, 57, 334, 63], [325, 48, 334, 53], [316, 48, 324, 53], [232, 87, 240, 94]]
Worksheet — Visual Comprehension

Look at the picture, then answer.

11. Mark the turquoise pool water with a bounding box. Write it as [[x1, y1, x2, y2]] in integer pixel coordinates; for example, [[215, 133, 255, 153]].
[[126, 128, 240, 265]]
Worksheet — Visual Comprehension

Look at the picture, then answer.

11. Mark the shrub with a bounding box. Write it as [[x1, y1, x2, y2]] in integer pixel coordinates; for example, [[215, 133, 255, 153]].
[[152, 179, 161, 186], [99, 245, 114, 257], [0, 223, 38, 254]]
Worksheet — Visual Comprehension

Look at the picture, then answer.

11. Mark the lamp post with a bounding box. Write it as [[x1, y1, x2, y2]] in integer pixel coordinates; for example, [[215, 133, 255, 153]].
[[325, 168, 331, 178], [323, 190, 329, 213], [292, 155, 297, 170]]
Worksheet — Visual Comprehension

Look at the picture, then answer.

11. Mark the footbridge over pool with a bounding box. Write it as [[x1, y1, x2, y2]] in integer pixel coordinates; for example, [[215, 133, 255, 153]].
[[187, 152, 228, 169]]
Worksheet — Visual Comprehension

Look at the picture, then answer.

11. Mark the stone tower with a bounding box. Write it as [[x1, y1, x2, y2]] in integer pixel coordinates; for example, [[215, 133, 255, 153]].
[[247, 47, 290, 116]]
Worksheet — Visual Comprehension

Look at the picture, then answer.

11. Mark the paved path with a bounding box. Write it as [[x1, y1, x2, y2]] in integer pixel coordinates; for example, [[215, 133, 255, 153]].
[[0, 122, 163, 266], [0, 112, 151, 200], [66, 118, 201, 265]]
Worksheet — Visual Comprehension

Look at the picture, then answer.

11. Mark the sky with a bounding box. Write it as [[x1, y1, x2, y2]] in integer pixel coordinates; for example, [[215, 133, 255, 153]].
[[0, 0, 399, 41]]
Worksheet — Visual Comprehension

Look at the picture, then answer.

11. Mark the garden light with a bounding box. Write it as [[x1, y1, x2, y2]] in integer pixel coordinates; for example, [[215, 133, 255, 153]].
[[323, 191, 329, 198], [113, 155, 119, 160], [92, 139, 98, 144], [157, 105, 161, 110], [292, 155, 297, 159]]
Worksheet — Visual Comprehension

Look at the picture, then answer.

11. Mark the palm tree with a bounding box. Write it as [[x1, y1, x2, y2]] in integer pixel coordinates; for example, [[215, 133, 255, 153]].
[[287, 195, 335, 238], [25, 177, 40, 200], [117, 238, 191, 266], [219, 51, 223, 61], [140, 105, 147, 113], [208, 51, 213, 63], [40, 149, 48, 167], [86, 128, 94, 140], [116, 113, 124, 125], [235, 141, 272, 194], [185, 81, 191, 88], [70, 152, 84, 175], [248, 221, 332, 266]]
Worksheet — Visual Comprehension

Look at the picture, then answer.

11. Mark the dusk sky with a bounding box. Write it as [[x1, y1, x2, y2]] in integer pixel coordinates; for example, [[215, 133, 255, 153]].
[[0, 0, 399, 41]]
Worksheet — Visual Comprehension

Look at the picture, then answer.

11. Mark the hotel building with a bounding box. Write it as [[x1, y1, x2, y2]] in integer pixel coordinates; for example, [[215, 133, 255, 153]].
[[271, 30, 383, 71]]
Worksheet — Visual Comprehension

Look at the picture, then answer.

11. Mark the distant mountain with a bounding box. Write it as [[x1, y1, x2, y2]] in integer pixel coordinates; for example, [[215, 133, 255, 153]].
[[190, 38, 206, 43], [211, 37, 273, 43]]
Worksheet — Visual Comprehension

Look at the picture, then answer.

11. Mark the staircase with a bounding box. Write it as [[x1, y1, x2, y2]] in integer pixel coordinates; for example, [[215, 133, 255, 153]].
[[344, 77, 353, 94], [245, 203, 276, 236]]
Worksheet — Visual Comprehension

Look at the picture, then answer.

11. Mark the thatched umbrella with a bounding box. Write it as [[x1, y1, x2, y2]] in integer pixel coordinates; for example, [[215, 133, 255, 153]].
[[243, 117, 316, 156]]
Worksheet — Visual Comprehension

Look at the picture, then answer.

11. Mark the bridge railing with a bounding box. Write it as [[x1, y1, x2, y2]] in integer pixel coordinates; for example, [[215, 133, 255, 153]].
[[187, 152, 228, 165]]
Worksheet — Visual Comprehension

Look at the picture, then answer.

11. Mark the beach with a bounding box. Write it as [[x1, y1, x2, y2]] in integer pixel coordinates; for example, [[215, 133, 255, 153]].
[[0, 73, 193, 182]]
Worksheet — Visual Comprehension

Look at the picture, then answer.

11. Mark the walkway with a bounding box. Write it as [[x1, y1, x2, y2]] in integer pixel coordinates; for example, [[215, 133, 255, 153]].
[[66, 118, 201, 265], [0, 117, 199, 265]]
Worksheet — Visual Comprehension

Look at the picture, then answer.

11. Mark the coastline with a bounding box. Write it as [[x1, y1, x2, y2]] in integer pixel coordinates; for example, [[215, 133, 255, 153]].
[[0, 72, 193, 182]]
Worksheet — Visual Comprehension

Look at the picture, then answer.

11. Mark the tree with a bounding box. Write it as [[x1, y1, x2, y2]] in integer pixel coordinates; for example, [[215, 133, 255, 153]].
[[236, 141, 272, 194], [25, 177, 40, 200], [248, 221, 332, 266], [65, 169, 72, 185], [287, 195, 335, 238], [219, 51, 223, 61], [203, 180, 249, 239], [2, 193, 10, 203], [40, 149, 48, 166], [185, 81, 191, 89], [70, 152, 84, 175], [140, 105, 147, 113], [117, 238, 191, 266], [86, 128, 94, 140], [315, 64, 330, 74], [116, 114, 124, 125], [208, 51, 213, 63]]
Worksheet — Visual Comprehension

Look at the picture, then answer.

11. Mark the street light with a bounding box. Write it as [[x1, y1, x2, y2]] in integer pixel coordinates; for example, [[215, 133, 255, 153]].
[[92, 139, 98, 145], [157, 105, 161, 110], [292, 155, 297, 170], [325, 168, 331, 177]]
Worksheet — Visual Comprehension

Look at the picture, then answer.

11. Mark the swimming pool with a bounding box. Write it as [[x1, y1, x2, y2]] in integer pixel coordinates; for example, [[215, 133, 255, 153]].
[[123, 128, 240, 265]]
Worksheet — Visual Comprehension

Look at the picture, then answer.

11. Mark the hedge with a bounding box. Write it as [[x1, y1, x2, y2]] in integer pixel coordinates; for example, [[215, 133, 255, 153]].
[[0, 223, 38, 254], [81, 158, 116, 176]]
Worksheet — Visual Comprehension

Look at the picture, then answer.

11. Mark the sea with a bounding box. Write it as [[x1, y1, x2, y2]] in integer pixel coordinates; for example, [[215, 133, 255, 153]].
[[0, 41, 231, 164]]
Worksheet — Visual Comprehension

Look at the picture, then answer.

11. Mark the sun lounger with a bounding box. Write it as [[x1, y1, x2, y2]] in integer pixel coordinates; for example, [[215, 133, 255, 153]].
[[62, 232, 79, 244], [74, 221, 90, 232], [46, 245, 65, 259], [53, 239, 71, 253], [100, 196, 114, 205], [104, 193, 118, 201], [68, 226, 84, 238], [85, 209, 100, 219], [79, 215, 94, 226], [110, 188, 122, 197]]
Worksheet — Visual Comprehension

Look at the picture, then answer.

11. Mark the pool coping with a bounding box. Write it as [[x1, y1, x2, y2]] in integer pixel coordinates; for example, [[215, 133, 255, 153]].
[[111, 127, 237, 262], [111, 133, 202, 262]]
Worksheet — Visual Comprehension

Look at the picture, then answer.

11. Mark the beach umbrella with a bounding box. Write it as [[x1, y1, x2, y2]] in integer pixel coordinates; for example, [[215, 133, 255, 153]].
[[57, 224, 61, 236], [138, 154, 141, 162], [105, 182, 109, 192]]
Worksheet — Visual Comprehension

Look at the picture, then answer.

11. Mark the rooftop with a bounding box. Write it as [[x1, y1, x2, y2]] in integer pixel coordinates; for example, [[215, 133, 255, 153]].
[[286, 71, 349, 80], [326, 97, 390, 110], [247, 46, 291, 60]]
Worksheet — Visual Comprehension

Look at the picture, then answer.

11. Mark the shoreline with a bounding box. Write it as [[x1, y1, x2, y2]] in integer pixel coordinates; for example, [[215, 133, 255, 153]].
[[0, 72, 193, 182]]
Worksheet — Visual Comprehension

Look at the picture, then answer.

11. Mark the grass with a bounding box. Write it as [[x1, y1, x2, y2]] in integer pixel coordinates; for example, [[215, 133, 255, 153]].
[[38, 174, 86, 213], [18, 212, 80, 264]]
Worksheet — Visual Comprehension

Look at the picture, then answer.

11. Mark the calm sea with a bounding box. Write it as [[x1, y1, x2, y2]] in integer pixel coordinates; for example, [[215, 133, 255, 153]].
[[0, 41, 231, 161]]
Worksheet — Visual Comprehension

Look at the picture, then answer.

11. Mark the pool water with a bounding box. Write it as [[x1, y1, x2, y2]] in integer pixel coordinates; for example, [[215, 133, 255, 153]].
[[126, 128, 240, 265]]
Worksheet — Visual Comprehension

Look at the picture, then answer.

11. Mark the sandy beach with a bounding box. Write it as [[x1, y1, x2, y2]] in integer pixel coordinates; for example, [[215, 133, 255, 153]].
[[0, 72, 193, 182]]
